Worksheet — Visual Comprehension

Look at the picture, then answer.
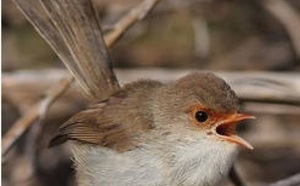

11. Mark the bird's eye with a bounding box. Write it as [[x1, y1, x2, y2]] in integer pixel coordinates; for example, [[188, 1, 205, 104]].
[[195, 111, 208, 123]]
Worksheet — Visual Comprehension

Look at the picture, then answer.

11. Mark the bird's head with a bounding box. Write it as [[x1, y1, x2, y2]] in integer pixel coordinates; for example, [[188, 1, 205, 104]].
[[151, 72, 254, 150]]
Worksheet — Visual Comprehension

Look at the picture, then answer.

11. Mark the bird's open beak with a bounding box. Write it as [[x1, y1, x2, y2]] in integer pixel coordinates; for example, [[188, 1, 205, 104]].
[[215, 113, 255, 149]]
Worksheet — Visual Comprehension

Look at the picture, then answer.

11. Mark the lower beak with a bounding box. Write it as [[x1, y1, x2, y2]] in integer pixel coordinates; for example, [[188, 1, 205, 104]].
[[215, 113, 255, 149]]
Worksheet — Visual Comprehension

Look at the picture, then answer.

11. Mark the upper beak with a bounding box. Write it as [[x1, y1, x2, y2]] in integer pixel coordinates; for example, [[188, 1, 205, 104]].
[[215, 113, 255, 150]]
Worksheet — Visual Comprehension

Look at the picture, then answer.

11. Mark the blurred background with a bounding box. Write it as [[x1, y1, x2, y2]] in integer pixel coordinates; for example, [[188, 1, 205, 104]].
[[2, 0, 300, 185]]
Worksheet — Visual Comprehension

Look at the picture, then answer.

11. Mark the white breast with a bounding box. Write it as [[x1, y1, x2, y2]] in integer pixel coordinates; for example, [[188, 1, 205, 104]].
[[162, 138, 239, 186], [71, 137, 238, 186], [72, 144, 164, 186]]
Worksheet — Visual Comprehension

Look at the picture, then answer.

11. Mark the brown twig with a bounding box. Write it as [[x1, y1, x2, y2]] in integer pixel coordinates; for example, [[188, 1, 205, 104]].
[[2, 76, 73, 157], [104, 0, 161, 47], [2, 0, 162, 157]]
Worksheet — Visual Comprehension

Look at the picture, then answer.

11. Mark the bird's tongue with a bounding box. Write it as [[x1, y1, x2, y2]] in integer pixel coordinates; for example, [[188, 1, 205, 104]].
[[216, 113, 255, 150]]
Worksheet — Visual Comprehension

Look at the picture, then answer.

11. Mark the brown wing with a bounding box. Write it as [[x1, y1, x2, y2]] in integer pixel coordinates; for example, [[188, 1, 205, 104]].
[[49, 80, 163, 151], [49, 104, 133, 151]]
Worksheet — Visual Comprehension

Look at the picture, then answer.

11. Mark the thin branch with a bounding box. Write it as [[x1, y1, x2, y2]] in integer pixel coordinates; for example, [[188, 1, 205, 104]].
[[104, 0, 161, 47], [4, 69, 300, 108], [243, 102, 300, 115], [2, 76, 73, 157], [2, 0, 162, 157]]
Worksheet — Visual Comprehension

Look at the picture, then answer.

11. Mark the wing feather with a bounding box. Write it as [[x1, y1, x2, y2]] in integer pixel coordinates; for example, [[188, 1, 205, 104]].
[[49, 106, 131, 151], [50, 80, 163, 151]]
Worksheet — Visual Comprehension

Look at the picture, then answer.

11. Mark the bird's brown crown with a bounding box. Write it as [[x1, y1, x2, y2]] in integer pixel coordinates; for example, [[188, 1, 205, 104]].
[[169, 72, 240, 113]]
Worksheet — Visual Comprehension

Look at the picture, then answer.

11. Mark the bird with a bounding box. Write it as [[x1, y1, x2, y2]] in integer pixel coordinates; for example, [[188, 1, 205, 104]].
[[10, 0, 253, 185], [50, 71, 254, 186]]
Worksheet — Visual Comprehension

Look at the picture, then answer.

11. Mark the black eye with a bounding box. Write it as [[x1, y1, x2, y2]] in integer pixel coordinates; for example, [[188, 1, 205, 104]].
[[195, 111, 208, 122]]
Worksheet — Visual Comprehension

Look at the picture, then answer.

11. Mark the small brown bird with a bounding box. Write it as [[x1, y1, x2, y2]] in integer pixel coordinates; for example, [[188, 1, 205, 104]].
[[11, 1, 253, 185], [50, 72, 254, 186]]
